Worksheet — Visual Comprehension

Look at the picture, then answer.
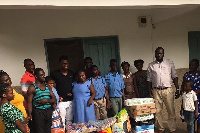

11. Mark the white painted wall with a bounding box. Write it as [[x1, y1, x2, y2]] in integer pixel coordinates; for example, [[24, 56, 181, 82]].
[[0, 8, 199, 86]]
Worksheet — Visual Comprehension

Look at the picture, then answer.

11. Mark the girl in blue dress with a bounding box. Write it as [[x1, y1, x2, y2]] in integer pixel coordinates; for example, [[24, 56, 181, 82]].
[[72, 70, 96, 123], [181, 59, 200, 133]]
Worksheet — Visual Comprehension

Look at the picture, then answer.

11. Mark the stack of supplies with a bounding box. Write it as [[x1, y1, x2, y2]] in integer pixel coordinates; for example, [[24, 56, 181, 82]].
[[66, 123, 96, 133]]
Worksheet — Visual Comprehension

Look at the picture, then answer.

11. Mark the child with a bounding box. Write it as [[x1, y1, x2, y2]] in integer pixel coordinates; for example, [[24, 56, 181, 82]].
[[90, 65, 111, 120], [105, 59, 125, 117], [72, 70, 96, 123], [181, 80, 198, 133], [45, 76, 64, 132], [27, 68, 56, 133], [0, 83, 28, 133], [84, 57, 93, 79]]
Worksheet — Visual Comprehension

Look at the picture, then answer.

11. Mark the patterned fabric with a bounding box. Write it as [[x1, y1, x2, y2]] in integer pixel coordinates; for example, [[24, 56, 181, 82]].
[[185, 72, 200, 122], [135, 71, 150, 98], [32, 83, 51, 109], [0, 103, 24, 133], [52, 107, 62, 129]]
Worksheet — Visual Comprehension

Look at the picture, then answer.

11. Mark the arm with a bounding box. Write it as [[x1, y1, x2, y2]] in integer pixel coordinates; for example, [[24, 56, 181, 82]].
[[105, 86, 112, 109], [180, 73, 186, 95], [180, 98, 183, 115], [173, 77, 180, 99], [27, 85, 35, 120], [195, 100, 198, 118], [14, 120, 27, 133], [88, 84, 96, 106], [147, 64, 153, 97], [133, 74, 139, 97], [37, 89, 56, 105]]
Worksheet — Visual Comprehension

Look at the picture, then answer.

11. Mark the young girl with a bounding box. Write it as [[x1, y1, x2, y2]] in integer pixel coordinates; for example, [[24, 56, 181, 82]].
[[45, 76, 64, 132], [181, 80, 198, 133], [72, 70, 96, 123], [0, 70, 28, 133], [0, 83, 28, 133]]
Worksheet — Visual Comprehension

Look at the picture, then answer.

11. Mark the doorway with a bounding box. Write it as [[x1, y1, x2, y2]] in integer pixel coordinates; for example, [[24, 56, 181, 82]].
[[44, 36, 120, 76]]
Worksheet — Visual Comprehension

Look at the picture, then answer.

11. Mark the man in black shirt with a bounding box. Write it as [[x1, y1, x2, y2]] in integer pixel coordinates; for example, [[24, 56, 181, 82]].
[[51, 55, 74, 129]]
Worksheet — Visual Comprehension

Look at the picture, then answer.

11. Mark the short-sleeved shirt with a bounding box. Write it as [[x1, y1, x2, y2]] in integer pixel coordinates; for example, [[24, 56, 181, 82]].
[[0, 103, 24, 133], [52, 87, 59, 107], [20, 71, 35, 92], [105, 72, 125, 98], [147, 59, 177, 88], [50, 69, 74, 101], [182, 90, 197, 111], [90, 76, 106, 100]]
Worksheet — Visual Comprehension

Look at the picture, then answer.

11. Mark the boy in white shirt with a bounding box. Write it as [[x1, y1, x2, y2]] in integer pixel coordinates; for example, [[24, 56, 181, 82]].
[[181, 80, 198, 133]]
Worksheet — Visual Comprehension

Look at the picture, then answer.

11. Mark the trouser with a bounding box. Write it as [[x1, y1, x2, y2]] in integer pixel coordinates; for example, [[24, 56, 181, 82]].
[[110, 97, 122, 117], [94, 97, 107, 120], [32, 108, 52, 133], [152, 88, 176, 132], [184, 110, 195, 133], [58, 101, 73, 129]]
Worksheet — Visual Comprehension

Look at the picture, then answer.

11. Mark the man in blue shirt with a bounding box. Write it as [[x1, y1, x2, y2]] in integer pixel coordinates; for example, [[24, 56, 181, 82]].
[[105, 59, 125, 117], [90, 65, 111, 120]]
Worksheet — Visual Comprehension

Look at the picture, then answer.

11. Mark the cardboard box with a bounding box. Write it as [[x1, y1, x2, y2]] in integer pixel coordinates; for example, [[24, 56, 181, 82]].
[[125, 98, 154, 106], [126, 103, 156, 117], [134, 124, 154, 133]]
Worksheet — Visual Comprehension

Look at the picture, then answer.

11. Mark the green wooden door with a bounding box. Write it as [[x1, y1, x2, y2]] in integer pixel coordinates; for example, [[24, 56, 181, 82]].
[[83, 36, 120, 76], [188, 31, 200, 62]]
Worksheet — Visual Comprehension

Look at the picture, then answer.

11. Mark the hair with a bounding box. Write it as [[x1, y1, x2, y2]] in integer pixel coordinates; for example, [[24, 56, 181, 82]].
[[121, 61, 130, 68], [185, 80, 194, 88], [190, 59, 199, 68], [76, 70, 85, 76], [34, 68, 44, 76], [59, 55, 68, 62], [45, 76, 54, 83], [0, 70, 8, 83], [134, 59, 144, 67], [84, 57, 92, 62], [24, 58, 33, 66], [0, 83, 9, 98], [110, 59, 117, 64], [91, 65, 98, 70], [155, 47, 164, 53]]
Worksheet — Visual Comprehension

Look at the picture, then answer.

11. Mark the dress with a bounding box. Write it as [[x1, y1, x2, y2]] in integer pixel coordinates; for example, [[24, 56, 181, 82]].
[[72, 81, 95, 123], [185, 72, 200, 122], [122, 72, 137, 99], [0, 89, 27, 133], [135, 71, 150, 98], [0, 103, 24, 133]]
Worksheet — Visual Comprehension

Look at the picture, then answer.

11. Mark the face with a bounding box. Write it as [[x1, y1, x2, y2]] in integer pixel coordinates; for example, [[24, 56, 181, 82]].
[[189, 61, 198, 72], [92, 67, 98, 76], [4, 86, 15, 101], [84, 59, 93, 69], [184, 82, 192, 92], [36, 70, 45, 82], [1, 74, 12, 86], [25, 60, 35, 73], [122, 64, 129, 73], [155, 49, 164, 62], [60, 60, 69, 70], [110, 62, 117, 71], [78, 72, 86, 82], [47, 80, 54, 88], [135, 62, 143, 71]]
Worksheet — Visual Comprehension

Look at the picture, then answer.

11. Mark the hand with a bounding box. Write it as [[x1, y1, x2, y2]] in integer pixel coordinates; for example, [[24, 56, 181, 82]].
[[195, 112, 199, 119], [36, 99, 49, 105], [27, 115, 32, 121], [24, 117, 29, 124], [175, 90, 180, 99], [59, 97, 63, 102], [106, 101, 112, 109], [87, 98, 93, 106], [67, 93, 72, 97], [195, 90, 200, 95]]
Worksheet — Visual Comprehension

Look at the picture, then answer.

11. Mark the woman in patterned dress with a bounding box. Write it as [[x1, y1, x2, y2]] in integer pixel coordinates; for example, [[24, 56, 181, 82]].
[[181, 59, 200, 132], [133, 59, 150, 98], [0, 83, 28, 133]]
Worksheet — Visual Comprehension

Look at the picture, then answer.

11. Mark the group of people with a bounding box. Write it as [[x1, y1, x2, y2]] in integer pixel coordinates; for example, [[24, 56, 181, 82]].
[[0, 46, 200, 133]]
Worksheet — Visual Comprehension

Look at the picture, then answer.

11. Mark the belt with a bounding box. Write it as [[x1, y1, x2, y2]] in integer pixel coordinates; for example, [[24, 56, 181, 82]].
[[154, 87, 168, 90]]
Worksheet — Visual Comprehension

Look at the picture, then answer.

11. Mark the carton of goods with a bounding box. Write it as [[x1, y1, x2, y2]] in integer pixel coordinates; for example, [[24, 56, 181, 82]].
[[126, 103, 156, 117], [125, 98, 154, 106], [135, 114, 154, 122], [134, 124, 154, 133]]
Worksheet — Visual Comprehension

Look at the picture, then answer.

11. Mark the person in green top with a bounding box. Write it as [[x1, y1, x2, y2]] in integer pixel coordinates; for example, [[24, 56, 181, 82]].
[[0, 83, 28, 133]]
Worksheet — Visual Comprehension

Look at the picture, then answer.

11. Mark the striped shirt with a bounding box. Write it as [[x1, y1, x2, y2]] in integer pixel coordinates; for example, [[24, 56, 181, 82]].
[[32, 83, 51, 109]]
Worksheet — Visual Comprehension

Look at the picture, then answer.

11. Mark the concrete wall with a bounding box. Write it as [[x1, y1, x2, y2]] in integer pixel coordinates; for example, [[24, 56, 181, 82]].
[[0, 8, 199, 86]]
